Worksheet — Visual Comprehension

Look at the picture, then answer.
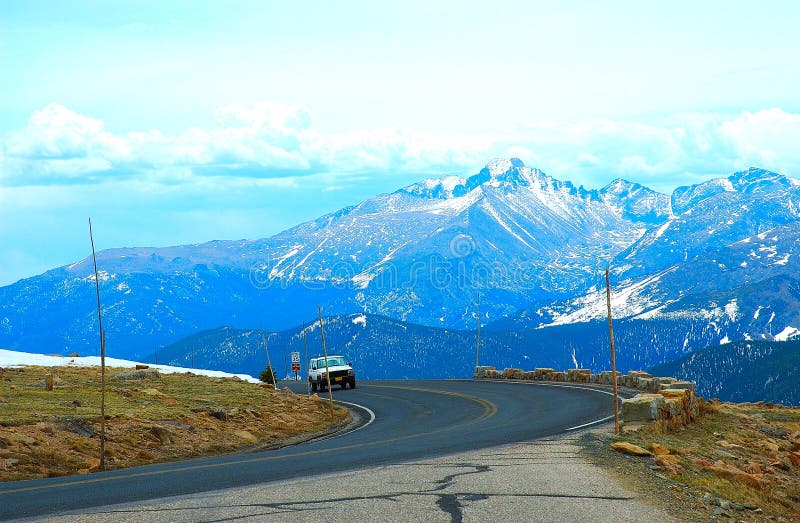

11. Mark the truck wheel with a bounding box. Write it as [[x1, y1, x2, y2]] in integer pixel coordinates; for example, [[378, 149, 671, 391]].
[[350, 379, 356, 389], [310, 380, 317, 392], [340, 381, 347, 390]]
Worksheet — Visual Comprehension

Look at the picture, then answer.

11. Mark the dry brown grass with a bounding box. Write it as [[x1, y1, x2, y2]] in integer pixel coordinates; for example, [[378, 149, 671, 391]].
[[0, 365, 348, 481], [609, 400, 800, 521]]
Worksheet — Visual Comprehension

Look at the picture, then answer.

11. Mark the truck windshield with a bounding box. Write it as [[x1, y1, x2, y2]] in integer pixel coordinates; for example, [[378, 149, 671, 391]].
[[321, 357, 347, 367]]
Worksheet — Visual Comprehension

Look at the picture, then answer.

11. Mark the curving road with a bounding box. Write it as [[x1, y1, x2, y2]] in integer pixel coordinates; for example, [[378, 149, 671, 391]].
[[0, 379, 614, 521]]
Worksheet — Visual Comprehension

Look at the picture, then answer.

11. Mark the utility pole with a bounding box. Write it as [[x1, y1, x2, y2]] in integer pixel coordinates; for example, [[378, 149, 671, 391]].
[[476, 292, 481, 369], [89, 218, 107, 471], [260, 331, 277, 387], [606, 267, 620, 434], [317, 306, 334, 419], [302, 321, 310, 396], [154, 345, 157, 366]]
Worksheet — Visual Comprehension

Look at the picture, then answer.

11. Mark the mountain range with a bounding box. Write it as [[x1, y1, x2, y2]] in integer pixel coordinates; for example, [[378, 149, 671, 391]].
[[2, 159, 799, 395], [650, 339, 800, 406]]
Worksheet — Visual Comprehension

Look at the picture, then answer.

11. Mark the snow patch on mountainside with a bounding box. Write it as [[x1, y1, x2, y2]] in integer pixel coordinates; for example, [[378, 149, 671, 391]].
[[541, 266, 678, 326], [774, 326, 800, 342]]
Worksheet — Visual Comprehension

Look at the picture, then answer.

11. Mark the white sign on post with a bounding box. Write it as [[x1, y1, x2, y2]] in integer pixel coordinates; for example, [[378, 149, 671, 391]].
[[290, 351, 300, 363]]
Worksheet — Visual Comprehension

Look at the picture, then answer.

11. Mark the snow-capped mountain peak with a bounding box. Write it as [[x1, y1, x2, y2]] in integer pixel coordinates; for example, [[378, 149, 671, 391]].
[[468, 157, 547, 189], [729, 167, 795, 194], [401, 175, 468, 199], [399, 158, 547, 199], [672, 167, 796, 215], [599, 178, 671, 224]]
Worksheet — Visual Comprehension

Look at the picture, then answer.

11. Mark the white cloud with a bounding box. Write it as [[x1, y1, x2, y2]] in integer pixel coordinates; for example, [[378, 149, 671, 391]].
[[2, 104, 800, 191]]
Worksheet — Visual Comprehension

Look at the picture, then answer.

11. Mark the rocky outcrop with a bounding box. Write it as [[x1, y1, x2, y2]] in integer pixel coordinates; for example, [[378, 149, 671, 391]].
[[610, 441, 652, 456]]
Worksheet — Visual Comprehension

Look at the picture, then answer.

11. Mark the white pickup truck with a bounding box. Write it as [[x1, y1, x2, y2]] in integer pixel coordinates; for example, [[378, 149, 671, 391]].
[[308, 355, 356, 391]]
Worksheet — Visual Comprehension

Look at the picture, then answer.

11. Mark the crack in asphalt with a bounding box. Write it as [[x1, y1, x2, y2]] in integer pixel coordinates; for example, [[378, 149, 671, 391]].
[[76, 460, 634, 523], [429, 463, 491, 522]]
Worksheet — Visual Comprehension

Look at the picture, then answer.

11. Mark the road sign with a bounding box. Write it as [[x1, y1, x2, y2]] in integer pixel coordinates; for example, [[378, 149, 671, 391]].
[[291, 351, 300, 364]]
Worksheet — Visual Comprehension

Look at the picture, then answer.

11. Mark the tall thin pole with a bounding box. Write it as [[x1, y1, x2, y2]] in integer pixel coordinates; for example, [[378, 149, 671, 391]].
[[476, 293, 481, 369], [282, 340, 288, 382], [89, 218, 106, 471], [260, 331, 277, 387], [317, 306, 334, 419], [606, 267, 620, 434], [302, 321, 310, 397]]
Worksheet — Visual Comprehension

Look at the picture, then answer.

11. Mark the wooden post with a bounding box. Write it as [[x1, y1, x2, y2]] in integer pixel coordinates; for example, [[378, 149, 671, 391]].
[[606, 267, 620, 434], [89, 217, 107, 470], [317, 306, 335, 419], [45, 373, 54, 391], [260, 331, 277, 388], [302, 321, 310, 397], [476, 292, 481, 369], [282, 339, 288, 382]]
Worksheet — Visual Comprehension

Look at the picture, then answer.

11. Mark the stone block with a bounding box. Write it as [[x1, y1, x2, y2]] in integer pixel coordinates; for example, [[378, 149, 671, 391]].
[[637, 377, 658, 392], [622, 393, 666, 422], [667, 381, 695, 392], [473, 366, 495, 379], [503, 368, 523, 379], [534, 368, 556, 379]]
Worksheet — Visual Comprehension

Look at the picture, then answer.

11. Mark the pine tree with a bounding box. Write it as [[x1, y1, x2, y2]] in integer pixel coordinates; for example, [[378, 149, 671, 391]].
[[259, 365, 276, 384]]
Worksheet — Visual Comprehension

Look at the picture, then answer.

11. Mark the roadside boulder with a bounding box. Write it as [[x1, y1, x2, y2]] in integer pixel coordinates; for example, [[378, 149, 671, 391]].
[[567, 369, 591, 383], [654, 454, 684, 475], [704, 462, 766, 490], [666, 381, 695, 393], [534, 368, 556, 379], [611, 441, 652, 456], [58, 417, 94, 438], [234, 430, 258, 444], [622, 394, 666, 422], [208, 407, 228, 421], [651, 443, 671, 456], [474, 366, 495, 379], [149, 425, 173, 445]]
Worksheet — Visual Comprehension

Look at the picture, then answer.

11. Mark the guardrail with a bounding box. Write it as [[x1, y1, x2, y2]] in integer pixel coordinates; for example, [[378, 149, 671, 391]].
[[474, 366, 702, 433]]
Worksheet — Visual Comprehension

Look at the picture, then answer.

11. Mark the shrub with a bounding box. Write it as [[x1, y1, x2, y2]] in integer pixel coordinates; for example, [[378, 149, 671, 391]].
[[259, 365, 276, 384]]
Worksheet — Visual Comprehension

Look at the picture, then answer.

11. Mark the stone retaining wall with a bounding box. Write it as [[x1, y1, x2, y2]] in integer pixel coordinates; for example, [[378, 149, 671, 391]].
[[474, 366, 702, 432]]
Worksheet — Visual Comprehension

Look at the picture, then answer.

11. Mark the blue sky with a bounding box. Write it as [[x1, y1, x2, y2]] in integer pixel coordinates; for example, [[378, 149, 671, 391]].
[[1, 0, 799, 285]]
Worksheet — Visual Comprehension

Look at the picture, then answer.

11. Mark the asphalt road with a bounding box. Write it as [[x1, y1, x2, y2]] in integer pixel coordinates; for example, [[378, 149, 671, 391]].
[[0, 379, 614, 521]]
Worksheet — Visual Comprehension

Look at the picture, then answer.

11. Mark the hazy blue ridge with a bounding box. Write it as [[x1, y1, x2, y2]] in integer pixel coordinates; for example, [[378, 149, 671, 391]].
[[649, 340, 800, 406]]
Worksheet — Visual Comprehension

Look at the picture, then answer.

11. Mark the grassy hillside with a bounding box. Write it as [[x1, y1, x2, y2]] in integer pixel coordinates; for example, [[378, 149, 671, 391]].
[[649, 340, 800, 406], [0, 365, 347, 482]]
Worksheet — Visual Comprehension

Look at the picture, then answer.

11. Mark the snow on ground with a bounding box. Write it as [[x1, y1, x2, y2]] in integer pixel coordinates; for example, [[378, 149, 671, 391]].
[[774, 326, 800, 342], [0, 348, 260, 383], [351, 314, 367, 327]]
